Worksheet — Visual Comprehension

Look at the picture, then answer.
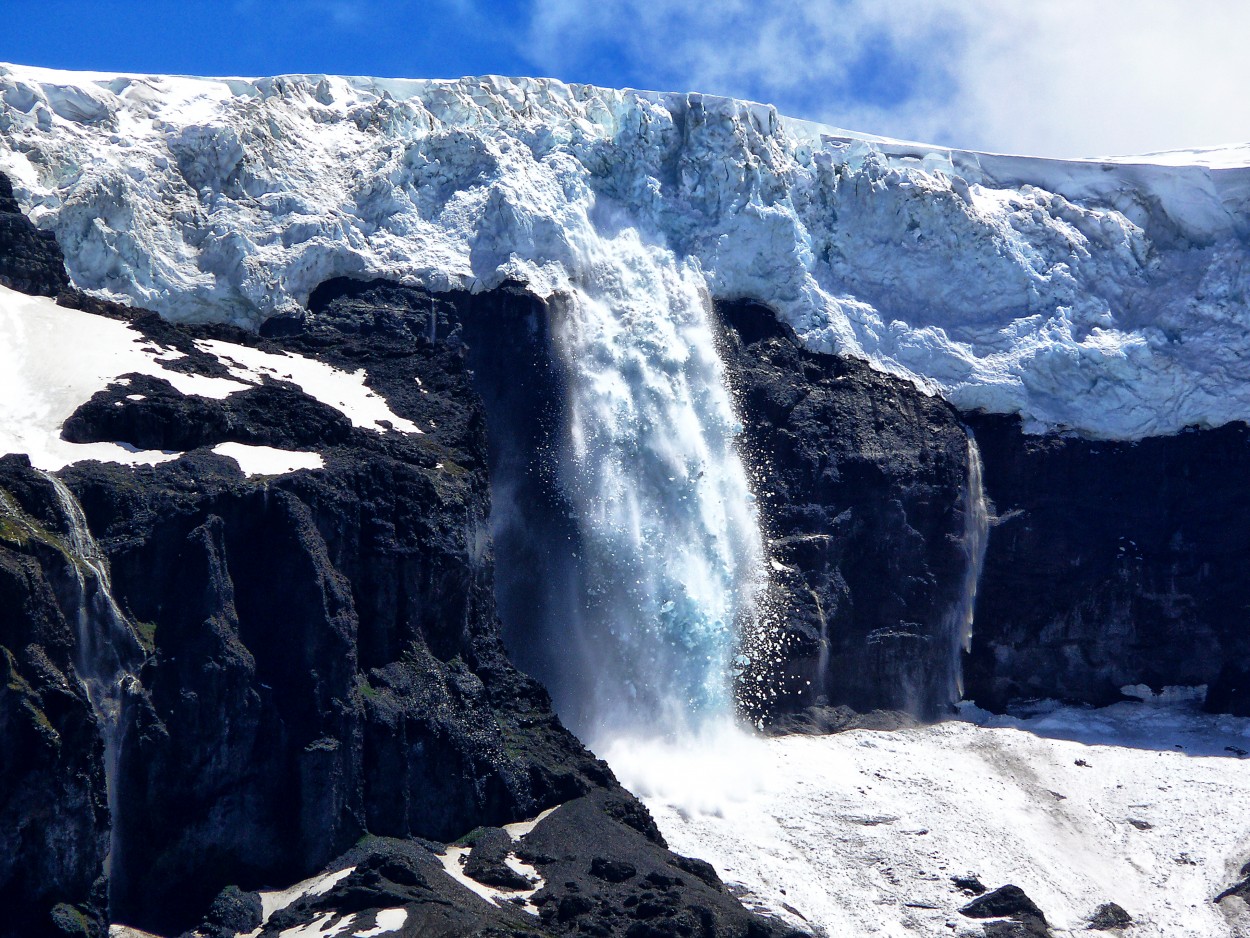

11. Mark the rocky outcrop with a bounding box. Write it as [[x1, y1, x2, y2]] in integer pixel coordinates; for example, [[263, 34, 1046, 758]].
[[715, 299, 973, 720], [958, 884, 1051, 938], [0, 173, 69, 296], [206, 789, 798, 938], [964, 411, 1250, 716]]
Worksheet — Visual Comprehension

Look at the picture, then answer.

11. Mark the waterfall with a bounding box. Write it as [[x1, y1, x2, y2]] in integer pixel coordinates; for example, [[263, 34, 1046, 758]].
[[952, 434, 990, 699], [549, 223, 766, 738], [41, 472, 144, 891]]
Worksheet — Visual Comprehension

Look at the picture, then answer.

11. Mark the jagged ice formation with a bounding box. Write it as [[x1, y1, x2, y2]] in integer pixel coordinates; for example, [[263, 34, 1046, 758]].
[[2, 63, 1250, 441]]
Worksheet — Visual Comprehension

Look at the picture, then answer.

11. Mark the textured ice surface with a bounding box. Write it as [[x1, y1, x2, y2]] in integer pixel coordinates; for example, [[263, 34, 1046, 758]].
[[3, 63, 1250, 438], [606, 704, 1250, 938]]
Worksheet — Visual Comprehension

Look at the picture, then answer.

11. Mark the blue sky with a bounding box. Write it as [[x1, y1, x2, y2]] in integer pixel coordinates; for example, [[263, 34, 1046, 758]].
[[3, 0, 1248, 158]]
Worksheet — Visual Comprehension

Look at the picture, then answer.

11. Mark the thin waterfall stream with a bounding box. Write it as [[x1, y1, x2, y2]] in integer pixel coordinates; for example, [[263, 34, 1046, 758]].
[[41, 472, 144, 894], [952, 434, 990, 700]]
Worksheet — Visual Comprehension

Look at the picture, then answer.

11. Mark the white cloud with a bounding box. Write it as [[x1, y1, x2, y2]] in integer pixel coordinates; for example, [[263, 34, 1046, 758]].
[[524, 0, 1250, 158]]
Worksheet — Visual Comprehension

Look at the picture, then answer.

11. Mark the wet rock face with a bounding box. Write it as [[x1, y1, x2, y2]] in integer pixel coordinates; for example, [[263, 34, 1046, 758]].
[[0, 173, 69, 296], [964, 412, 1250, 716], [715, 299, 973, 719], [0, 459, 110, 938]]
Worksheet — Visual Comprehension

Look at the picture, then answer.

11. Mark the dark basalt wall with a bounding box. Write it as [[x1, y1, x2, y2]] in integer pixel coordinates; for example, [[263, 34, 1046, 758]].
[[964, 411, 1250, 716], [715, 299, 974, 720], [717, 299, 1250, 721]]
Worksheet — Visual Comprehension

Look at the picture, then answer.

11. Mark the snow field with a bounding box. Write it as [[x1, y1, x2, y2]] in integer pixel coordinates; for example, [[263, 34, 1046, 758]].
[[605, 703, 1250, 937], [0, 284, 412, 474]]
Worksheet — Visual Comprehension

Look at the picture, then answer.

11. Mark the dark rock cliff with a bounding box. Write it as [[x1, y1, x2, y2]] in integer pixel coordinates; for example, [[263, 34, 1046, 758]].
[[714, 297, 1250, 721], [0, 172, 68, 296], [964, 411, 1250, 716], [0, 460, 111, 938], [715, 299, 974, 721]]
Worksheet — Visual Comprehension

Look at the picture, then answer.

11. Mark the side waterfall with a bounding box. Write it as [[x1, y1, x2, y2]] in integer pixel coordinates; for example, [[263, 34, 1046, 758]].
[[952, 434, 990, 699], [41, 472, 144, 891], [550, 225, 766, 738]]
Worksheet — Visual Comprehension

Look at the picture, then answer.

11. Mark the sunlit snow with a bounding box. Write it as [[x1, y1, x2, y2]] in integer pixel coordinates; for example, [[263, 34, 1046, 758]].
[[605, 703, 1250, 937], [210, 442, 323, 477], [0, 284, 411, 472]]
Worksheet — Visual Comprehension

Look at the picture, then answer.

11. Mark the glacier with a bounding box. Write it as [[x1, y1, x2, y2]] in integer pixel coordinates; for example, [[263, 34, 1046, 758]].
[[2, 62, 1250, 440], [6, 61, 1250, 938]]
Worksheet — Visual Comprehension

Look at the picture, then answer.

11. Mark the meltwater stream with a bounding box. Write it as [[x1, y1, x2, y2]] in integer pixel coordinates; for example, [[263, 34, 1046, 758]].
[[547, 226, 767, 739], [952, 436, 990, 700], [41, 472, 144, 895]]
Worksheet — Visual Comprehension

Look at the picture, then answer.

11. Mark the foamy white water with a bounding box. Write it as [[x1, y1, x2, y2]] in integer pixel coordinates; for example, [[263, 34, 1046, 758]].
[[952, 435, 989, 700], [551, 222, 766, 735]]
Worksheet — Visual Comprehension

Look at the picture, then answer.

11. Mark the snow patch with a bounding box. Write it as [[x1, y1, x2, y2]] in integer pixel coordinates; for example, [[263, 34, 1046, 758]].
[[352, 909, 408, 937], [0, 284, 411, 471], [277, 912, 357, 938], [194, 339, 420, 434], [257, 865, 355, 924], [211, 442, 324, 477], [501, 805, 559, 841], [436, 844, 544, 916], [0, 285, 240, 470]]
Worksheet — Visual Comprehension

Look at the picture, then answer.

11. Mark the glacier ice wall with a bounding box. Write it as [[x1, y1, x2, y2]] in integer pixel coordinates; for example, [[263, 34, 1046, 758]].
[[2, 62, 1250, 439]]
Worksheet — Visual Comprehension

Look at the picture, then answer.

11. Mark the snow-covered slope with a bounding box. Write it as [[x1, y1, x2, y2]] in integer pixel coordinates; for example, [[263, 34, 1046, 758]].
[[2, 62, 1250, 438], [604, 703, 1250, 937], [0, 283, 412, 471]]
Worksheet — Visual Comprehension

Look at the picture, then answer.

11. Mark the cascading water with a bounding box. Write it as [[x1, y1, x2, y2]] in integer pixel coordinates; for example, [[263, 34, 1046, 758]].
[[951, 434, 990, 699], [40, 472, 144, 894], [548, 222, 767, 739]]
